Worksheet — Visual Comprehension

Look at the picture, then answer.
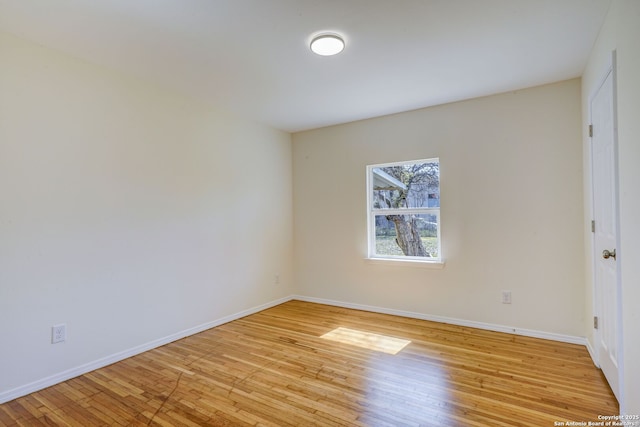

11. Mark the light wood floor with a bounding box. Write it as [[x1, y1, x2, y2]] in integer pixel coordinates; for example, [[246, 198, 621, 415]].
[[0, 300, 618, 426]]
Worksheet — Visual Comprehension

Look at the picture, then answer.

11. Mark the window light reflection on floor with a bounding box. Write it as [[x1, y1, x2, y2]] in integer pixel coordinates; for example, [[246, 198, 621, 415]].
[[320, 327, 411, 355]]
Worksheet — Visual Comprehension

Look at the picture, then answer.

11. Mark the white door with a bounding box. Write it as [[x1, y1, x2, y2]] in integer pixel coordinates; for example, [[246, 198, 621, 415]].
[[590, 65, 621, 402]]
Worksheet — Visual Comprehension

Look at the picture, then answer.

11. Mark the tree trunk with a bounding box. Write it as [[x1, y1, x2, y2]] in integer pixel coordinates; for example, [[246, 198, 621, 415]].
[[387, 215, 428, 257]]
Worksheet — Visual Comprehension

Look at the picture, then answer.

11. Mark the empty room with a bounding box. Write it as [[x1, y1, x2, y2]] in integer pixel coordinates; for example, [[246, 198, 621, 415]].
[[1, 0, 639, 425]]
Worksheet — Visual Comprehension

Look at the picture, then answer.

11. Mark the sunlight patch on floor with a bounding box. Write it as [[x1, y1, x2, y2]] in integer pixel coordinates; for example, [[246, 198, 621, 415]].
[[320, 327, 411, 355]]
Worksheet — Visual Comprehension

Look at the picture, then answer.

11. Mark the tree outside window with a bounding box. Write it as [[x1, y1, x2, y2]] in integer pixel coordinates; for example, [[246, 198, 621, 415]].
[[367, 159, 440, 261]]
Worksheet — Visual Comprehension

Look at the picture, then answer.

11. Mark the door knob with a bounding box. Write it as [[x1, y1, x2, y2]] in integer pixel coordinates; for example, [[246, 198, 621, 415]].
[[602, 249, 616, 260]]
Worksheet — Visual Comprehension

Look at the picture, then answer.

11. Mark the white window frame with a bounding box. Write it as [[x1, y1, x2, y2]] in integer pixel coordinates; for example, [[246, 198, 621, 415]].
[[366, 158, 442, 264]]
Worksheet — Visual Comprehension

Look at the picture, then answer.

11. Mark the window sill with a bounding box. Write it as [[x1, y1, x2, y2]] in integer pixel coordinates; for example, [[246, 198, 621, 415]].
[[364, 257, 446, 269]]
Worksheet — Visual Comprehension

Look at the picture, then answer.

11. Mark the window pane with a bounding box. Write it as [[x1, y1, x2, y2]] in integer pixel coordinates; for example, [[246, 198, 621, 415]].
[[371, 161, 439, 209], [374, 214, 439, 258]]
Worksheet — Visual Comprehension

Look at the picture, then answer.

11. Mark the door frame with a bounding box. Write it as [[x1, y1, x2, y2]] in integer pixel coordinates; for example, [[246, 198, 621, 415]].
[[589, 50, 623, 404]]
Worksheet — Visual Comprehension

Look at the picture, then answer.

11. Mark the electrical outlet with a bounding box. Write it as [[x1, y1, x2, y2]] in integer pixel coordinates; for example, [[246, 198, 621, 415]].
[[274, 274, 280, 285], [52, 324, 66, 344], [501, 291, 512, 304]]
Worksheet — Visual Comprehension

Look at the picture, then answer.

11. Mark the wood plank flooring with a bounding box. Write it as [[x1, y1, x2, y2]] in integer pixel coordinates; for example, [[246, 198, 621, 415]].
[[0, 300, 618, 426]]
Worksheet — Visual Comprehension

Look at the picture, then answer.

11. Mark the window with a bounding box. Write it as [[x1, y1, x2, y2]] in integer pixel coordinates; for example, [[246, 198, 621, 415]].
[[367, 158, 441, 262]]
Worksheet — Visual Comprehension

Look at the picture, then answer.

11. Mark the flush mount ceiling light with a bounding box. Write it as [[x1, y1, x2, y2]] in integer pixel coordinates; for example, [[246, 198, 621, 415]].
[[310, 34, 345, 56]]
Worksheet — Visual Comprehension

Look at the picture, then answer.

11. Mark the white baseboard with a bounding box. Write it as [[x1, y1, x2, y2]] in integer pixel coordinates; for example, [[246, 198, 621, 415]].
[[291, 295, 588, 346], [0, 296, 291, 405], [585, 338, 599, 367]]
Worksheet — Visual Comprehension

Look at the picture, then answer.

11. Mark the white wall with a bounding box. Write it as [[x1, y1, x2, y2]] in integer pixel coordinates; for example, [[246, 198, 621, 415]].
[[582, 0, 640, 414], [0, 31, 293, 399], [293, 79, 584, 337]]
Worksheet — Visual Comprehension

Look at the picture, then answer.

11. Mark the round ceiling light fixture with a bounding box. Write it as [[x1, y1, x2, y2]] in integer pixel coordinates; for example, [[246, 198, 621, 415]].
[[310, 34, 345, 56]]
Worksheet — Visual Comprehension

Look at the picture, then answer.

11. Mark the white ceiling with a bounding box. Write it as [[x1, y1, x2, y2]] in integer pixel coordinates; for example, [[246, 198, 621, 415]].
[[0, 0, 611, 132]]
